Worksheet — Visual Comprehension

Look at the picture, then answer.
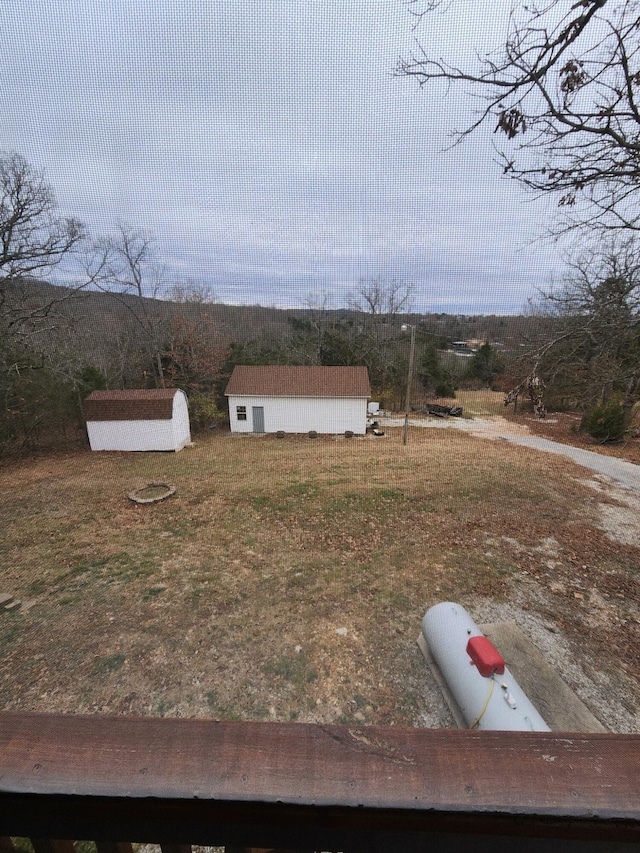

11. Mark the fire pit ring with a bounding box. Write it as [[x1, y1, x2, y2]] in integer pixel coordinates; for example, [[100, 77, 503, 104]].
[[128, 483, 176, 504]]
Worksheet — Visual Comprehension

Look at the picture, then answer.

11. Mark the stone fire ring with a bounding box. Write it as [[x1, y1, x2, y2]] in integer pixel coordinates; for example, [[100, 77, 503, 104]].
[[128, 483, 176, 504]]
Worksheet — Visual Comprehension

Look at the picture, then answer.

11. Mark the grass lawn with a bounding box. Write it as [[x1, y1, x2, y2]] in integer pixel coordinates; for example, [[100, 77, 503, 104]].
[[1, 422, 638, 728]]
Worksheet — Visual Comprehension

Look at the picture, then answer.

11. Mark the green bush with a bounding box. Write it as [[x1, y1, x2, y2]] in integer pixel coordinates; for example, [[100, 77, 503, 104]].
[[434, 379, 455, 398], [188, 393, 224, 431], [467, 342, 505, 385], [418, 342, 455, 398], [581, 399, 626, 443]]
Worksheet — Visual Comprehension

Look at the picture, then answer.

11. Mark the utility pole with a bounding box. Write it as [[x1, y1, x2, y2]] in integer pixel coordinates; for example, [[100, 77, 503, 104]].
[[402, 323, 416, 446]]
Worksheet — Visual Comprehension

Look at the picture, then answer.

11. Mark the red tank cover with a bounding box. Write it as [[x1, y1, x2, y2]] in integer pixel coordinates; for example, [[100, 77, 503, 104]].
[[466, 635, 505, 677]]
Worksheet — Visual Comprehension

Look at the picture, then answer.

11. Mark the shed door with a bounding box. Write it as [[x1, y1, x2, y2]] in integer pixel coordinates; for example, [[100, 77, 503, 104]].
[[252, 406, 265, 433]]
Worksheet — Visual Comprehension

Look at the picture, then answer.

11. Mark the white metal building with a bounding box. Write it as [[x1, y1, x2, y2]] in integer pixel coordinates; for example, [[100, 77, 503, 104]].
[[84, 389, 191, 452], [225, 365, 370, 435]]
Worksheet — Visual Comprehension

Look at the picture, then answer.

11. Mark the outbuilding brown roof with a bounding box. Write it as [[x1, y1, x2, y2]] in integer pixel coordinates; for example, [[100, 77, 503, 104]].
[[225, 365, 370, 398], [84, 389, 182, 421]]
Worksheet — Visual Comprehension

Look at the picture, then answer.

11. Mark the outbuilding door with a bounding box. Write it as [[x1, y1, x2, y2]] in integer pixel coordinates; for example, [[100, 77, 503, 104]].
[[252, 406, 265, 433]]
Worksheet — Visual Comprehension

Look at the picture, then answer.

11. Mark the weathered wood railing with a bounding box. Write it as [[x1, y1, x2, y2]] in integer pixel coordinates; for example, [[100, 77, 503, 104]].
[[1, 712, 639, 851]]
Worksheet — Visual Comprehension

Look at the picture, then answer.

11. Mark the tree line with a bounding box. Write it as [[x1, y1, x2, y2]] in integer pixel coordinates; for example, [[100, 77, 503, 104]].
[[1, 150, 639, 453], [0, 153, 228, 450]]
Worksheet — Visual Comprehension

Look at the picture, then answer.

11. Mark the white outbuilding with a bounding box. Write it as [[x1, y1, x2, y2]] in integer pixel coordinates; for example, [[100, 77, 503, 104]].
[[84, 389, 191, 452], [225, 365, 371, 435]]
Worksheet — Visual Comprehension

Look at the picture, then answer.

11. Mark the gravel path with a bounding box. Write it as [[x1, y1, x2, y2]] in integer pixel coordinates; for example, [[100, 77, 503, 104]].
[[380, 416, 640, 495], [496, 434, 640, 494]]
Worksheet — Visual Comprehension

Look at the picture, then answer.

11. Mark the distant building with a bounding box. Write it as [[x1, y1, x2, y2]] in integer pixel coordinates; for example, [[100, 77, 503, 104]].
[[84, 389, 191, 452], [466, 339, 486, 351], [225, 365, 370, 435]]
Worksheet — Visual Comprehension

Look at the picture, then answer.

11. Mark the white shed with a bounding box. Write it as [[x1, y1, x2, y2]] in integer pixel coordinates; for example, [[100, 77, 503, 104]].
[[84, 389, 191, 452], [225, 365, 370, 435]]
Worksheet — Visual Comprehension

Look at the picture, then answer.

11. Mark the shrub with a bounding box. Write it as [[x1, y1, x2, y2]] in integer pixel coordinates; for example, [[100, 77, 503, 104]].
[[581, 399, 626, 443], [467, 342, 505, 386], [188, 394, 224, 431], [434, 379, 455, 398], [418, 342, 456, 398]]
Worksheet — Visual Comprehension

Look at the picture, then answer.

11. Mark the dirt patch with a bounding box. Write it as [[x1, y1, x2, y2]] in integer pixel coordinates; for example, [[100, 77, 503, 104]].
[[583, 477, 640, 548]]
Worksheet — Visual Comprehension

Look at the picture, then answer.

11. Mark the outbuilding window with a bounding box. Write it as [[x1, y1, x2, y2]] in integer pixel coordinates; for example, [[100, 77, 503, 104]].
[[236, 405, 247, 421]]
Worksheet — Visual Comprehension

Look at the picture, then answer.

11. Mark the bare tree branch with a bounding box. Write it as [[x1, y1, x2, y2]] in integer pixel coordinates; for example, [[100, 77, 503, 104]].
[[0, 152, 87, 337], [397, 0, 640, 232], [349, 277, 415, 319]]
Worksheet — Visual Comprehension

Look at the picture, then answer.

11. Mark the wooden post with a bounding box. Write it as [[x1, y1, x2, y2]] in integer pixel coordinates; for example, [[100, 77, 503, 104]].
[[403, 324, 416, 446]]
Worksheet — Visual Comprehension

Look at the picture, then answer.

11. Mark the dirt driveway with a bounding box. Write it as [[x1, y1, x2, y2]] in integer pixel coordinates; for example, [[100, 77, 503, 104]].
[[381, 414, 640, 549]]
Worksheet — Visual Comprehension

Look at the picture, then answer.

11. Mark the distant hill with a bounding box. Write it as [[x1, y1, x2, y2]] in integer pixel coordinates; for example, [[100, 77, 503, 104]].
[[3, 277, 297, 338], [3, 277, 542, 360]]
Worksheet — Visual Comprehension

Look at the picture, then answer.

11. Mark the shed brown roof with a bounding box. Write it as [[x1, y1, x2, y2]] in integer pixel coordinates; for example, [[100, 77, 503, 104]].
[[225, 365, 370, 398], [84, 389, 182, 421]]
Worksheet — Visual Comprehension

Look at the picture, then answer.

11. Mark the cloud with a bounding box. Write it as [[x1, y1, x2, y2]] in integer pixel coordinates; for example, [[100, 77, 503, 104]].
[[0, 0, 563, 314]]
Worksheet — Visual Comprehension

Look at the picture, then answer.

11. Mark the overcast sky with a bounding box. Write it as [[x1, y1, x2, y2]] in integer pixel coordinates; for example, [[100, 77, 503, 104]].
[[1, 0, 566, 314]]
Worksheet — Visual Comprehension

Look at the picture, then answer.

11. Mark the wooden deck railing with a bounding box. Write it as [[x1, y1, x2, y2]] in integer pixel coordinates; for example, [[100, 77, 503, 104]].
[[1, 712, 639, 851]]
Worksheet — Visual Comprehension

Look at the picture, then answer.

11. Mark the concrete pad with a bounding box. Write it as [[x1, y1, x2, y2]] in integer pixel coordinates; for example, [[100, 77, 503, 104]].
[[418, 620, 606, 733], [481, 621, 606, 732]]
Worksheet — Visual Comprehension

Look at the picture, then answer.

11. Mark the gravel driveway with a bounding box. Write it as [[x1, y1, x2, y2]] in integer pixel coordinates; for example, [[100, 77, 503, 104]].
[[380, 415, 640, 495]]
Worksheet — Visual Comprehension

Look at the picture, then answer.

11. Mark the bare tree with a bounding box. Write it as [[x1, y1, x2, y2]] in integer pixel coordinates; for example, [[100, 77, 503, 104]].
[[397, 0, 640, 232], [166, 281, 217, 304], [0, 153, 94, 451], [297, 289, 336, 364], [92, 223, 170, 387], [349, 277, 415, 320], [0, 152, 85, 342], [546, 238, 639, 402], [506, 237, 640, 411], [346, 277, 416, 395]]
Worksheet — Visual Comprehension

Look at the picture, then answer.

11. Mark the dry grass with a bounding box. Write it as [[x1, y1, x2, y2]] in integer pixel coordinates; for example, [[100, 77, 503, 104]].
[[438, 388, 510, 418], [1, 424, 638, 727]]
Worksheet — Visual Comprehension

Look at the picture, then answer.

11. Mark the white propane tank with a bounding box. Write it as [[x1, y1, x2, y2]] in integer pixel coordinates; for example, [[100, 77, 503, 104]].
[[422, 602, 550, 731]]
